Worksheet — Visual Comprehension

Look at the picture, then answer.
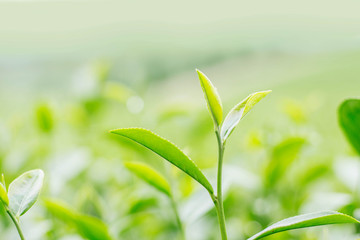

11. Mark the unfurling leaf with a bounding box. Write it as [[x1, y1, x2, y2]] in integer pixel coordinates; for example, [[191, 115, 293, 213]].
[[196, 69, 223, 127], [221, 90, 271, 141], [339, 99, 360, 155], [8, 169, 44, 217], [110, 128, 214, 194], [125, 162, 171, 196], [248, 211, 359, 240]]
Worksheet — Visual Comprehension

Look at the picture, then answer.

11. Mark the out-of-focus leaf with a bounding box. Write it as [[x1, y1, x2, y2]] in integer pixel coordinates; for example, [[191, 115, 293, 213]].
[[93, 61, 111, 84], [44, 199, 75, 222], [339, 99, 360, 155], [44, 199, 113, 240], [221, 90, 271, 141], [248, 211, 360, 240], [128, 197, 158, 214], [103, 82, 133, 103], [196, 69, 223, 127], [110, 128, 214, 194], [75, 214, 113, 240], [125, 162, 171, 196], [265, 137, 306, 187], [36, 104, 53, 133], [8, 169, 44, 217], [0, 182, 8, 206]]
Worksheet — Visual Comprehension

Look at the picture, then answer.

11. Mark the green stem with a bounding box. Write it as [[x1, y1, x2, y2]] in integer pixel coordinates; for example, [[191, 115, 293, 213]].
[[215, 129, 228, 240], [170, 194, 185, 240], [6, 208, 25, 240]]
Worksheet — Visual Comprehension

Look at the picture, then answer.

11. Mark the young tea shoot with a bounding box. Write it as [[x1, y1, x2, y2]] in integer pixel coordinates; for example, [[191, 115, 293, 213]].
[[0, 169, 44, 240], [110, 69, 360, 240]]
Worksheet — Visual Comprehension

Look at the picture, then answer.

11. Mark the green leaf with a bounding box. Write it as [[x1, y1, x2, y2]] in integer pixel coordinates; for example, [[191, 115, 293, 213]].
[[265, 137, 306, 187], [36, 104, 54, 133], [196, 69, 223, 127], [247, 211, 359, 240], [8, 169, 44, 217], [44, 199, 113, 240], [128, 197, 158, 214], [0, 182, 8, 206], [110, 128, 214, 194], [221, 90, 271, 141], [339, 99, 360, 155], [125, 162, 171, 196], [44, 199, 76, 222], [75, 214, 113, 240]]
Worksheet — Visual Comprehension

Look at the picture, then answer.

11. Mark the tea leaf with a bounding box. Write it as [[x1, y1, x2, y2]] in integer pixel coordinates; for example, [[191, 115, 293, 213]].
[[339, 99, 360, 155], [265, 137, 306, 187], [75, 214, 113, 240], [36, 104, 54, 133], [125, 162, 171, 196], [247, 211, 359, 240], [44, 199, 76, 222], [44, 199, 113, 240], [8, 169, 44, 217], [196, 69, 223, 127], [110, 128, 214, 194], [221, 90, 271, 141], [0, 182, 8, 206]]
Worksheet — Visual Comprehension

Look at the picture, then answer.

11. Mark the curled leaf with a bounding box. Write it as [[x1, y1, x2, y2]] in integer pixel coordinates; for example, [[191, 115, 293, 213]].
[[125, 162, 171, 196], [196, 69, 223, 127], [110, 128, 214, 194], [221, 90, 271, 141], [248, 211, 359, 240], [8, 169, 44, 217]]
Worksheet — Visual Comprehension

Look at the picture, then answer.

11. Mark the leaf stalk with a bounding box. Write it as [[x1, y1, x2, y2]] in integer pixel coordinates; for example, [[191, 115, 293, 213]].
[[215, 128, 228, 240], [6, 207, 25, 240]]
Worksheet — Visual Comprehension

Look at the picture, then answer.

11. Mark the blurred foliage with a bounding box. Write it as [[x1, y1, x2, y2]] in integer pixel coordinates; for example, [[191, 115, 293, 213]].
[[1, 8, 360, 236]]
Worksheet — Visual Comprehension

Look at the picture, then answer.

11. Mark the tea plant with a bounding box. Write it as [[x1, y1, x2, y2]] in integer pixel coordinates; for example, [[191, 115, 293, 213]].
[[0, 169, 44, 240], [110, 70, 360, 239]]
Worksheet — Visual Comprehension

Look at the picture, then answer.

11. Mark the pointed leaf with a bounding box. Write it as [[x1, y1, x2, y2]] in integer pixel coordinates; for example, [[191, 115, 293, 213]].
[[339, 99, 360, 155], [248, 211, 359, 240], [110, 128, 214, 194], [8, 169, 44, 217], [0, 182, 8, 206], [221, 90, 271, 141], [196, 69, 223, 127], [125, 162, 171, 196]]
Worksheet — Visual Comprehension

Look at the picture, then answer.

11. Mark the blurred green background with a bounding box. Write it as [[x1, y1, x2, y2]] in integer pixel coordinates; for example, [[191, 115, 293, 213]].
[[1, 0, 360, 239]]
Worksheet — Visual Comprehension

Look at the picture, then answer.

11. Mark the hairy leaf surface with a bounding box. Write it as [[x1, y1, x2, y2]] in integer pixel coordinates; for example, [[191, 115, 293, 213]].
[[221, 90, 271, 141], [8, 169, 44, 217]]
